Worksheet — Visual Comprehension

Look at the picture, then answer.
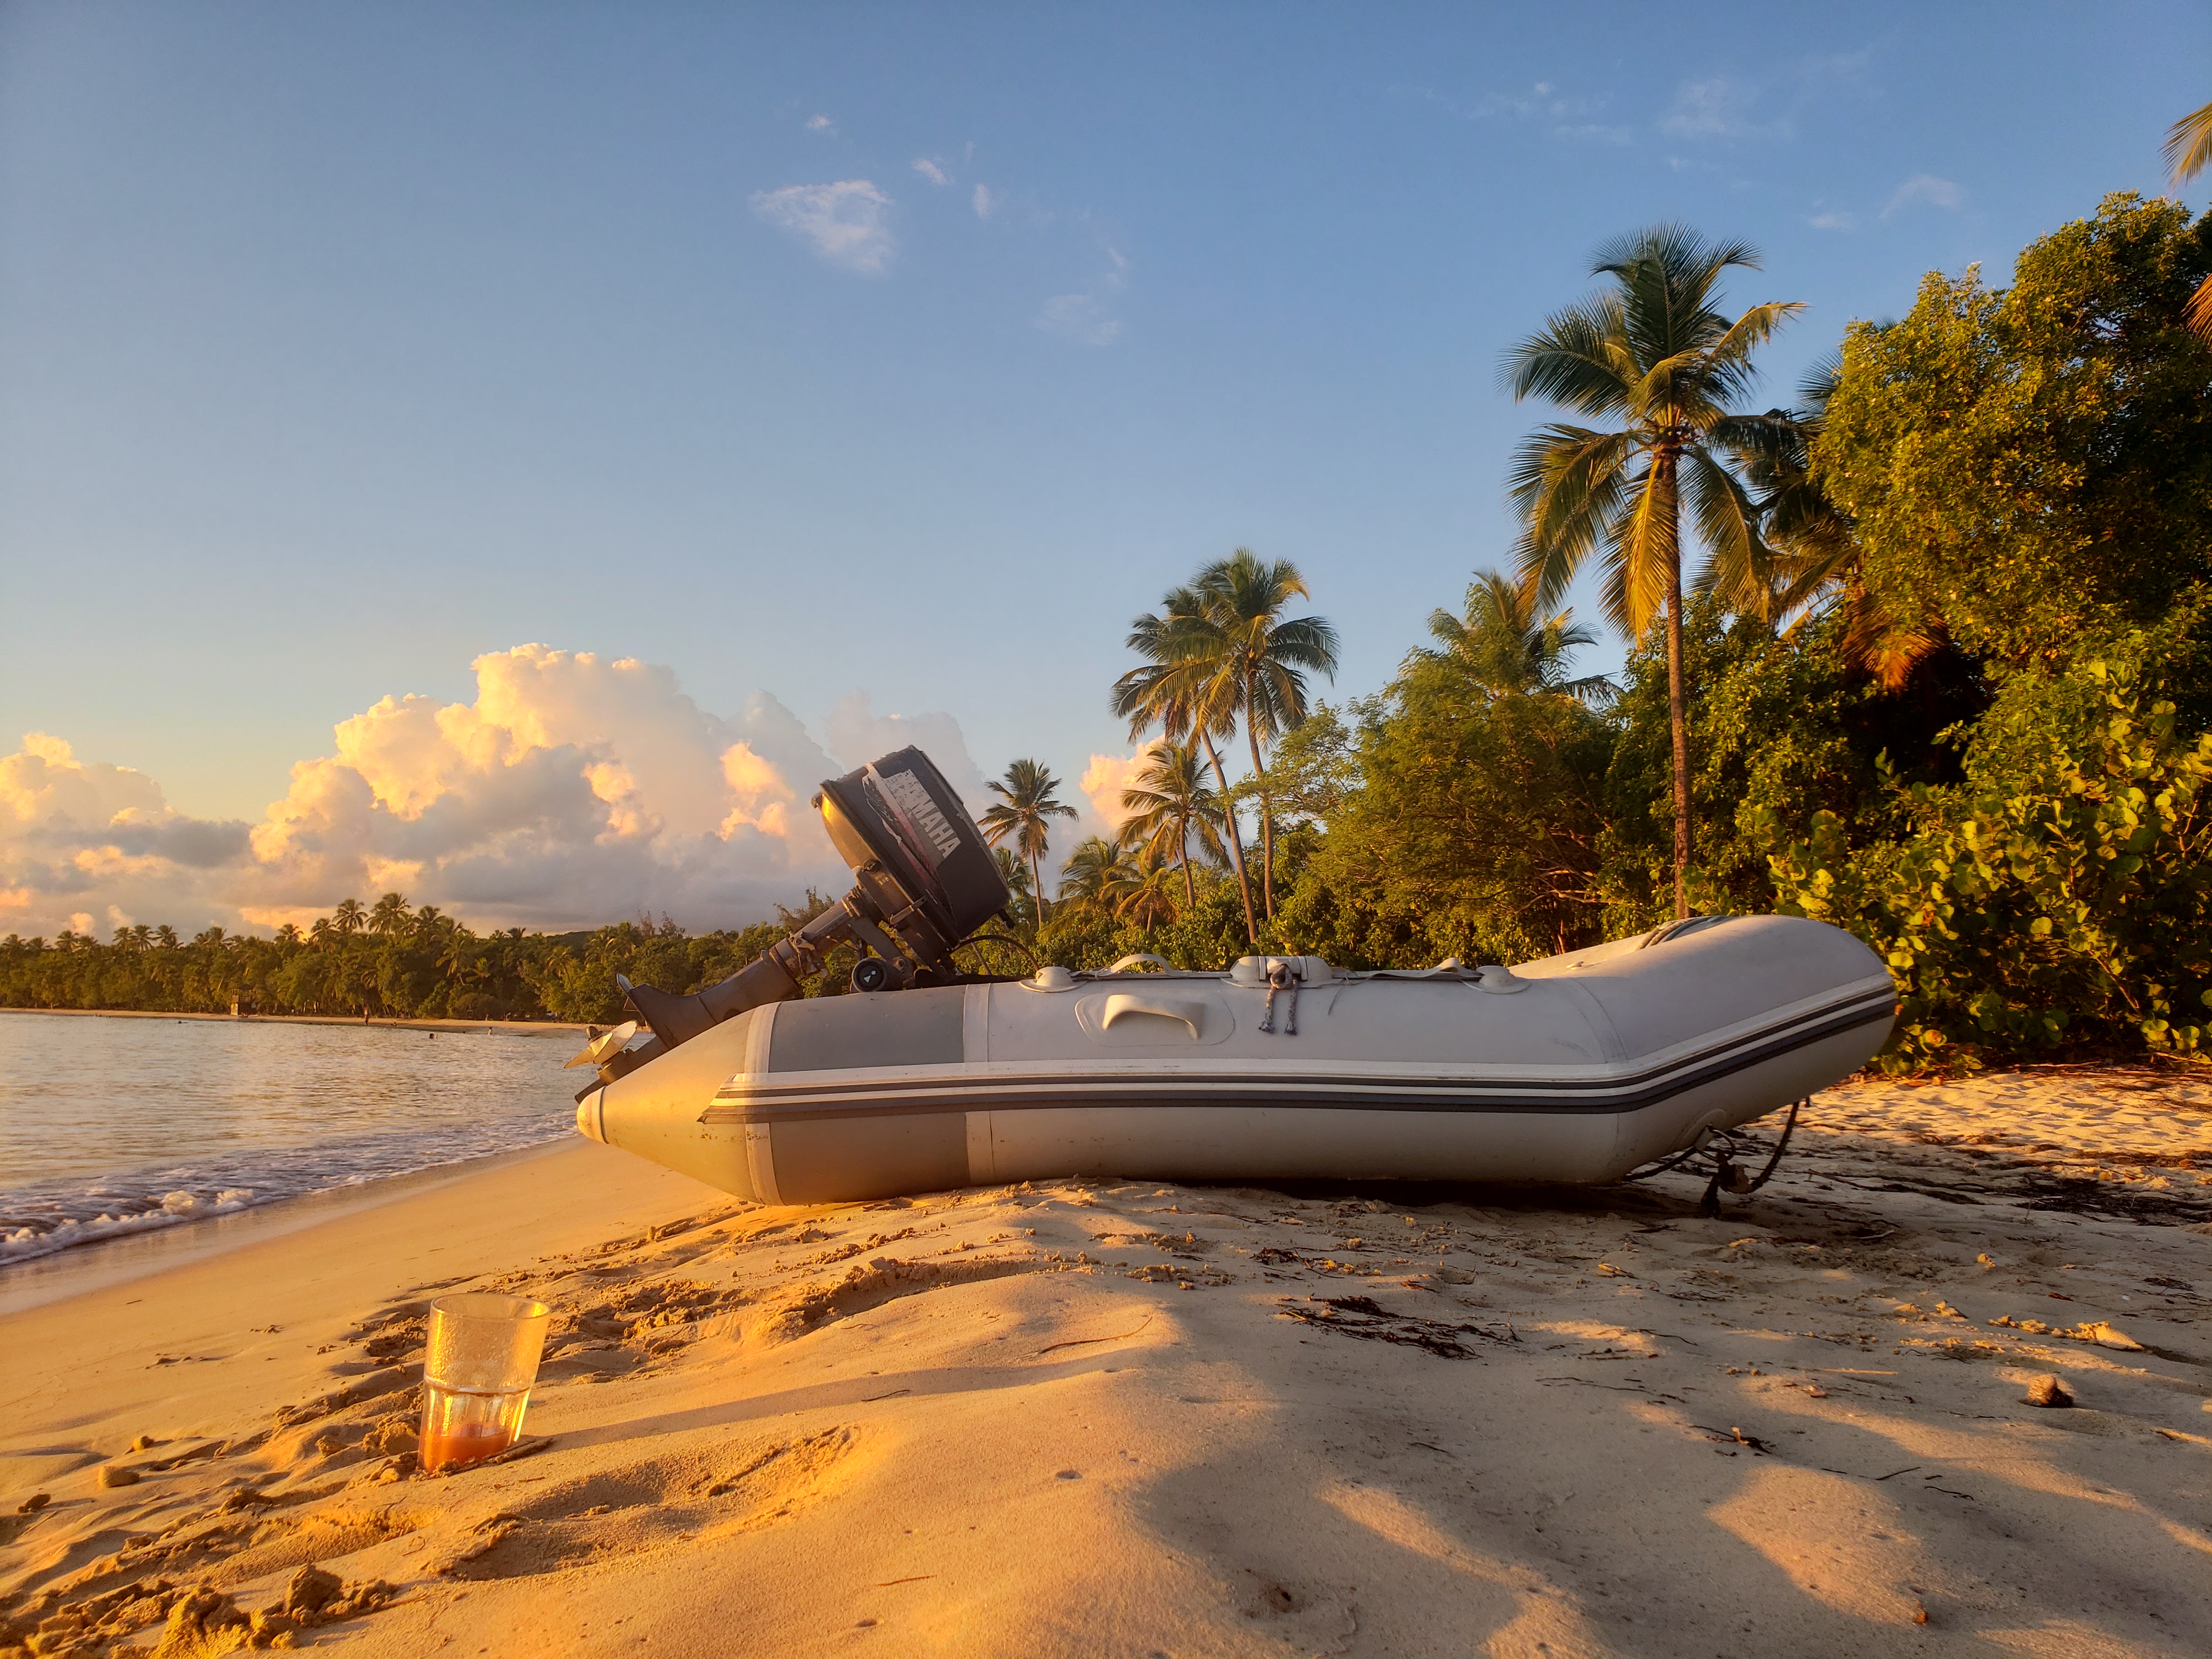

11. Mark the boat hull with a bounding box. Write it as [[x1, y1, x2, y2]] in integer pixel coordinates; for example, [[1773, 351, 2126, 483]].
[[576, 914, 1895, 1203]]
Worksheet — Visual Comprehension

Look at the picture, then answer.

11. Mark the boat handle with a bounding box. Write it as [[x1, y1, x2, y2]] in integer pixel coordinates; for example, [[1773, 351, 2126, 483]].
[[1105, 952, 1172, 973], [1100, 993, 1209, 1038]]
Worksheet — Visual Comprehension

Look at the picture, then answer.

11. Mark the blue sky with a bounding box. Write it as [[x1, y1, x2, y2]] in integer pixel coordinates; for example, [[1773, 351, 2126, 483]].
[[1, 2, 2207, 931]]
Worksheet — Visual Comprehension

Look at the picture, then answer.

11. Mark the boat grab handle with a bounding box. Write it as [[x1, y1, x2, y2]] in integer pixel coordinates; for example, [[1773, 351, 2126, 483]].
[[1105, 952, 1172, 973], [1100, 993, 1209, 1038]]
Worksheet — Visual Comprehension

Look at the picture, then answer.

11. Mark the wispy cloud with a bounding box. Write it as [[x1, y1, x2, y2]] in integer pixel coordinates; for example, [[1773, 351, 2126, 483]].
[[1660, 77, 1790, 140], [1473, 81, 1556, 119], [912, 157, 950, 186], [749, 180, 894, 274], [1808, 210, 1859, 232], [804, 114, 835, 133], [1423, 81, 1627, 144], [972, 183, 997, 219], [1555, 122, 1632, 145], [1884, 173, 1962, 215], [1037, 249, 1128, 346]]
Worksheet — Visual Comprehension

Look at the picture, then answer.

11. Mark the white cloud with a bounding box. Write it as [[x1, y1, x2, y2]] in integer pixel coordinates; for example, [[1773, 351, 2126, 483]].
[[749, 179, 894, 274], [972, 183, 996, 219], [1808, 210, 1858, 232], [1660, 77, 1787, 140], [822, 692, 987, 816], [1037, 247, 1128, 346], [912, 157, 950, 186], [1077, 752, 1147, 839], [0, 649, 1003, 937], [805, 114, 835, 133], [1884, 173, 1962, 215]]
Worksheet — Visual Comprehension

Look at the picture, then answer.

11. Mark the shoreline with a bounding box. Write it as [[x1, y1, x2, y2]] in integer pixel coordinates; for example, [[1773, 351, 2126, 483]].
[[0, 1006, 591, 1036], [0, 1139, 578, 1316]]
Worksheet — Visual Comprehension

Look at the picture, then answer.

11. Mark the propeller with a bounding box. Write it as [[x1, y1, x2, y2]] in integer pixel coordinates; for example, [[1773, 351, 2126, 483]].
[[563, 1018, 639, 1071]]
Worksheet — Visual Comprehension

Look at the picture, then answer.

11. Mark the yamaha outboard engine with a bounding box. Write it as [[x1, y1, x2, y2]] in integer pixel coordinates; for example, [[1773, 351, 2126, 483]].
[[578, 747, 1008, 1090]]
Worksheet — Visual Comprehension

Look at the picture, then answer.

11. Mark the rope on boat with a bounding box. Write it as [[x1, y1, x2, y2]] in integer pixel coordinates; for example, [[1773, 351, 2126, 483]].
[[1619, 1096, 1807, 1216], [1258, 960, 1300, 1035]]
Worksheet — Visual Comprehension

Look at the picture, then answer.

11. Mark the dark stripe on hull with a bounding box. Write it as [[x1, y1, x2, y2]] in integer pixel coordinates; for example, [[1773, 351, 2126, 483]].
[[702, 985, 1896, 1126]]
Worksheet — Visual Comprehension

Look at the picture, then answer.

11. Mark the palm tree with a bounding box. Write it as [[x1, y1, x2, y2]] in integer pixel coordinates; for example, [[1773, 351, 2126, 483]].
[[2168, 98, 2212, 338], [436, 931, 481, 991], [1167, 551, 1339, 921], [1118, 741, 1226, 907], [979, 759, 1077, 917], [1505, 223, 1802, 919], [1113, 586, 1259, 944], [1410, 568, 1613, 702], [309, 916, 335, 951], [331, 898, 366, 937], [275, 923, 302, 946], [1056, 834, 1143, 916], [992, 846, 1036, 932], [368, 893, 413, 937]]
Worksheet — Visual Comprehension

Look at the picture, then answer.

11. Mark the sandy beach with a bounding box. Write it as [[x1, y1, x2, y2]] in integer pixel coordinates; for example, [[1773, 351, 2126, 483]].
[[3, 1069, 2209, 1658]]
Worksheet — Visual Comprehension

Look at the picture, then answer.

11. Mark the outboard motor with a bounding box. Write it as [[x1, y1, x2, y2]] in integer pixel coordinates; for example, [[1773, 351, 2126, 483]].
[[573, 747, 1009, 1091]]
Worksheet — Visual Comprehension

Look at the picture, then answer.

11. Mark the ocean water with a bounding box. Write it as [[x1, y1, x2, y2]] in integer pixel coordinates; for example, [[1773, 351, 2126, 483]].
[[0, 1013, 585, 1266]]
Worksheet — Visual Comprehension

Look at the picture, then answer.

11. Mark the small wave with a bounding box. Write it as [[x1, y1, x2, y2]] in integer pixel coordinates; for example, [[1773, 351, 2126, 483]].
[[0, 1117, 571, 1268]]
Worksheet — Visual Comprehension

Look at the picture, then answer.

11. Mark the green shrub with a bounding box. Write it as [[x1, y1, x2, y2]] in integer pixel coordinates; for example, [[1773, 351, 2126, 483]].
[[1755, 656, 2212, 1072]]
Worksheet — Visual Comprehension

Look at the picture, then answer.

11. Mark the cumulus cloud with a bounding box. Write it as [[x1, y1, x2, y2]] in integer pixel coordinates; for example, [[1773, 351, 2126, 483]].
[[804, 114, 835, 133], [912, 157, 950, 185], [1038, 247, 1129, 346], [1885, 173, 1962, 215], [0, 649, 998, 938], [750, 180, 894, 274], [822, 692, 987, 812], [972, 183, 996, 219], [1077, 751, 1148, 839], [0, 735, 251, 933]]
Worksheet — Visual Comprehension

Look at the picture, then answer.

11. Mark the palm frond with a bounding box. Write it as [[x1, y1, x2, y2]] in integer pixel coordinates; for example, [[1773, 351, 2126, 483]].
[[1506, 425, 1637, 611], [2165, 98, 2212, 184], [1681, 445, 1767, 619], [1501, 296, 1637, 414], [1609, 460, 1678, 639]]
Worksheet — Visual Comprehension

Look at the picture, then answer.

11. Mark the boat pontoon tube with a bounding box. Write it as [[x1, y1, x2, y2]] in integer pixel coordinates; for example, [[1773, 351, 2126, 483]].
[[575, 912, 1894, 1204]]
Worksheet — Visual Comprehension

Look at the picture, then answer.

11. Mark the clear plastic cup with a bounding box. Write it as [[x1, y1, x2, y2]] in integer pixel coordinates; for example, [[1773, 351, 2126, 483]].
[[420, 1293, 552, 1473]]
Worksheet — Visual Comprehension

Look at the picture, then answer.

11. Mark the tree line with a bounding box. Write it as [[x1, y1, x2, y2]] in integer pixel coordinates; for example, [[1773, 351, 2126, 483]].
[[8, 143, 2211, 1071]]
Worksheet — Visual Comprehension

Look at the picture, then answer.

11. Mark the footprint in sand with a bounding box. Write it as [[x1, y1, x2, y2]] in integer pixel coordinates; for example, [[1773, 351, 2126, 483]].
[[441, 1427, 860, 1581]]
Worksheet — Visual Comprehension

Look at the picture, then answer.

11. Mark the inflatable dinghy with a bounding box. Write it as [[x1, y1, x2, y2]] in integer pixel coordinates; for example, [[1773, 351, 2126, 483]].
[[571, 747, 1895, 1204]]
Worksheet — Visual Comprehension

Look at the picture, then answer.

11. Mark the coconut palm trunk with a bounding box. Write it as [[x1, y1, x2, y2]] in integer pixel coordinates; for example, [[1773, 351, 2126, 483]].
[[1244, 715, 1276, 921], [1199, 731, 1258, 944], [1658, 455, 1694, 919]]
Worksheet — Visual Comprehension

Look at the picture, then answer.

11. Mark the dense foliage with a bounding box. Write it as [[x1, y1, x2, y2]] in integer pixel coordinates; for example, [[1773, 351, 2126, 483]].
[[11, 196, 2212, 1075]]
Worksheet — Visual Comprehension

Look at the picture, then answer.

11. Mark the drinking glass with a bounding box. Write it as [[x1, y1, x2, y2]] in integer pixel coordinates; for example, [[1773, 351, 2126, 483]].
[[419, 1293, 551, 1473]]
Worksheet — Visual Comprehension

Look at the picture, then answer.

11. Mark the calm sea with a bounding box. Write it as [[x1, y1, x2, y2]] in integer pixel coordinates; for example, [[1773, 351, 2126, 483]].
[[0, 1013, 584, 1266]]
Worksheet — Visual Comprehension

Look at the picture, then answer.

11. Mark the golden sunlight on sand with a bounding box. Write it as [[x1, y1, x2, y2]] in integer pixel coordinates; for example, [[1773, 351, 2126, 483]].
[[2, 1069, 2208, 1657]]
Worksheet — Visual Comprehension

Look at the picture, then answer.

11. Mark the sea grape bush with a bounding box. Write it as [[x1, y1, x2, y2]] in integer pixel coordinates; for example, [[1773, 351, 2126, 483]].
[[1756, 659, 2212, 1072]]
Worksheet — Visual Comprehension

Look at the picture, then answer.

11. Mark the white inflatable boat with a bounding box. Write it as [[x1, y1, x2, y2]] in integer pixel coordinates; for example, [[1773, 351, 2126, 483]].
[[575, 912, 1895, 1205]]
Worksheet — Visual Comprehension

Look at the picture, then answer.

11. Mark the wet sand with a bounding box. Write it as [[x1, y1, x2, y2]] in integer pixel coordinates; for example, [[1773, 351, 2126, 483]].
[[2, 1069, 2208, 1657]]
